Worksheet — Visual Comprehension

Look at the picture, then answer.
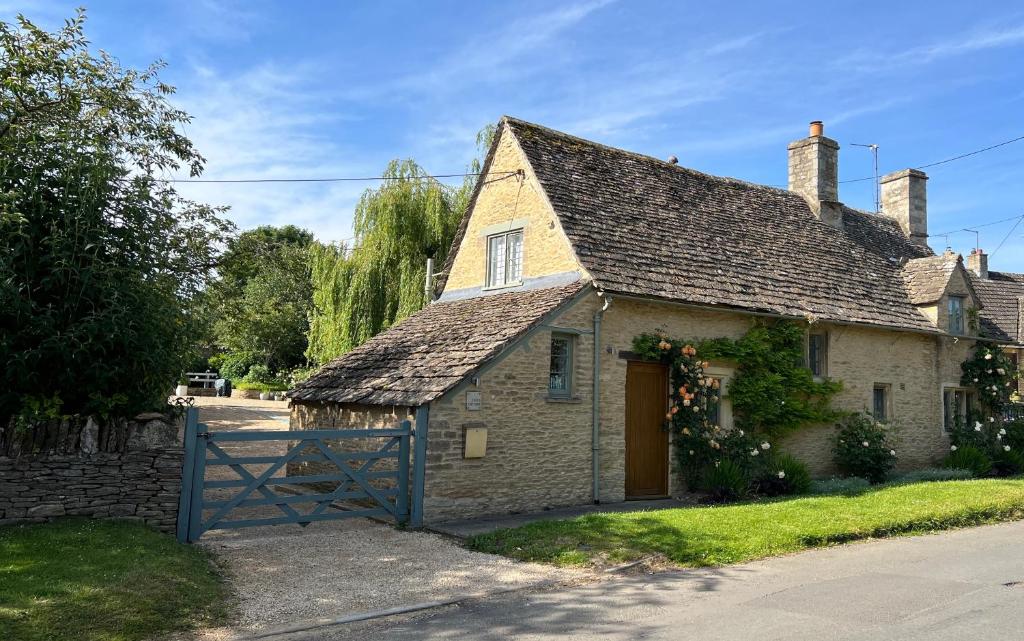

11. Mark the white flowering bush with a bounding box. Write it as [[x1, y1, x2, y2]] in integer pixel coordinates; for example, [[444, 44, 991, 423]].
[[833, 413, 898, 483]]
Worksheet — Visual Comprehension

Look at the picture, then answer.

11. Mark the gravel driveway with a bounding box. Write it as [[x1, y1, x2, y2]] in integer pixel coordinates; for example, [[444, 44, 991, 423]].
[[184, 397, 587, 638]]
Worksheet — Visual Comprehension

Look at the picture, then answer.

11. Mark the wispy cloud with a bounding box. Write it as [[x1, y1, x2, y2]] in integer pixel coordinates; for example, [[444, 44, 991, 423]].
[[171, 63, 375, 241], [835, 22, 1024, 71]]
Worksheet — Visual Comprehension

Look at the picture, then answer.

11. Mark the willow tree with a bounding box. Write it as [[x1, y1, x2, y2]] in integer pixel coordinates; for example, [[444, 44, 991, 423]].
[[306, 126, 493, 363]]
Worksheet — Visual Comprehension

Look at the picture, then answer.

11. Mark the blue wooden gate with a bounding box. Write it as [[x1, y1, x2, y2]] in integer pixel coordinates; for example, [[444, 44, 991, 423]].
[[176, 407, 427, 542]]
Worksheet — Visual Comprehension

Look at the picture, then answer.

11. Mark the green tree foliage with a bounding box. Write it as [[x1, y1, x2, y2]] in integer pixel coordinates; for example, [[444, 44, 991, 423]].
[[211, 226, 314, 374], [306, 126, 495, 363], [0, 12, 232, 422]]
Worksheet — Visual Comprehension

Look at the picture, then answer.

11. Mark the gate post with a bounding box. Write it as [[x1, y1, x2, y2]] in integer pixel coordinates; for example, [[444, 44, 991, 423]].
[[396, 419, 411, 525], [410, 405, 429, 528], [176, 407, 199, 543], [187, 426, 209, 542]]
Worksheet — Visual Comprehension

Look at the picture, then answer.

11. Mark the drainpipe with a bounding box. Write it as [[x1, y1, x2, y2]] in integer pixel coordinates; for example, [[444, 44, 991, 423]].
[[592, 292, 612, 504]]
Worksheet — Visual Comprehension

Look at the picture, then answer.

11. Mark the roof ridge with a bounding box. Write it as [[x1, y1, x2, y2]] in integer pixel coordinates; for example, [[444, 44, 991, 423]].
[[501, 115, 800, 198]]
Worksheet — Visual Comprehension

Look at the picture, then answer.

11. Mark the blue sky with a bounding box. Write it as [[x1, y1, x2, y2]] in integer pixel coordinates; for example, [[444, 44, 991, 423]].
[[10, 1, 1024, 270]]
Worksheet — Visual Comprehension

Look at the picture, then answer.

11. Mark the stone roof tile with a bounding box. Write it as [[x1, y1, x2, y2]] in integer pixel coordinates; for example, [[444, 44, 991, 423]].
[[289, 281, 586, 405]]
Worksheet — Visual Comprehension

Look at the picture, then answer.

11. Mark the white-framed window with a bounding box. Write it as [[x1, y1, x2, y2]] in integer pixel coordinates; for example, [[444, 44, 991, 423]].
[[807, 331, 828, 378], [702, 367, 733, 429], [548, 333, 574, 397], [948, 296, 965, 335], [872, 384, 891, 422], [486, 229, 523, 288], [943, 386, 975, 432]]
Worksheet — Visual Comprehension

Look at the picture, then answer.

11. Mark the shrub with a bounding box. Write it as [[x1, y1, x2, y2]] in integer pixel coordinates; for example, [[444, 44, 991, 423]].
[[809, 477, 871, 495], [891, 468, 972, 484], [233, 381, 288, 392], [218, 352, 258, 381], [700, 459, 749, 503], [242, 364, 273, 384], [754, 454, 812, 496], [833, 413, 898, 483], [0, 12, 231, 424], [943, 445, 992, 478], [991, 448, 1024, 477]]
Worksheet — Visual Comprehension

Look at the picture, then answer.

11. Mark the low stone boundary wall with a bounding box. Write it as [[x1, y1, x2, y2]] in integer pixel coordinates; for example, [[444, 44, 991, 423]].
[[0, 413, 184, 532]]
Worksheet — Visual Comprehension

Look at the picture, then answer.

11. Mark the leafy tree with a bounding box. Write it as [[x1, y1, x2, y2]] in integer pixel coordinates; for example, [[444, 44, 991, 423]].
[[213, 239, 313, 374], [0, 11, 232, 422], [306, 126, 494, 363]]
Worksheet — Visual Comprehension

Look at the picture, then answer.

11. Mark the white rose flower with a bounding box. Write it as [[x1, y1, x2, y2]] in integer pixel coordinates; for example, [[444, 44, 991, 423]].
[[997, 434, 1003, 441], [950, 445, 958, 451], [689, 450, 695, 455], [862, 441, 870, 447], [997, 368, 1006, 376], [989, 417, 996, 422], [1005, 445, 1012, 452], [750, 449, 759, 456], [973, 378, 979, 383], [738, 429, 744, 436], [1000, 428, 1007, 435], [985, 353, 993, 360], [761, 442, 771, 450], [890, 450, 896, 456], [777, 471, 786, 479]]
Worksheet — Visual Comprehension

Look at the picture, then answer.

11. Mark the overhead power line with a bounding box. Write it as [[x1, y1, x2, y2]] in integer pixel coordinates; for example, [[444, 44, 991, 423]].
[[162, 171, 515, 184], [839, 133, 1024, 184], [990, 214, 1024, 258], [929, 214, 1024, 238]]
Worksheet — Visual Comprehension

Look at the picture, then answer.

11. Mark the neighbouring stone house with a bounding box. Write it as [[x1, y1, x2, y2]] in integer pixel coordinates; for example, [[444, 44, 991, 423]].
[[289, 116, 1020, 523], [967, 248, 1024, 398]]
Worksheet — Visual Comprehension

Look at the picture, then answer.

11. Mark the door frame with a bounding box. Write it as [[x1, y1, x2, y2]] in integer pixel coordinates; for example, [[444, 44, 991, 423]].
[[624, 360, 670, 499]]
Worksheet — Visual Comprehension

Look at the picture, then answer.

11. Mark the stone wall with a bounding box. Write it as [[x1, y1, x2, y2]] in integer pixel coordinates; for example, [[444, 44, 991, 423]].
[[0, 413, 184, 531]]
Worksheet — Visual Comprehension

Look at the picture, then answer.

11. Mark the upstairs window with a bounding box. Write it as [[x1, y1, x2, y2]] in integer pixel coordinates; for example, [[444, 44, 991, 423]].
[[807, 331, 828, 378], [548, 334, 574, 397], [486, 229, 523, 288], [948, 296, 965, 335]]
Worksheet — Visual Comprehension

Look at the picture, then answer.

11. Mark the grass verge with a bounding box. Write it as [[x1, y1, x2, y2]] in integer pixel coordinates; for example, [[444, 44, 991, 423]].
[[467, 478, 1024, 568], [0, 518, 230, 641]]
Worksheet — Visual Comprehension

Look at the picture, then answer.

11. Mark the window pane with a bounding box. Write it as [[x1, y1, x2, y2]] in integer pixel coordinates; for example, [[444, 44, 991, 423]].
[[809, 334, 826, 377], [506, 231, 523, 283], [707, 380, 721, 426], [549, 337, 570, 393], [873, 387, 887, 422], [488, 234, 506, 287], [943, 391, 953, 431], [948, 297, 964, 334]]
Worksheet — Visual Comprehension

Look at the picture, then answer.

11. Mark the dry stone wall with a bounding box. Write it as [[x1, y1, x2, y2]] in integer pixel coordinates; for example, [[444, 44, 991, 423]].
[[0, 413, 184, 531]]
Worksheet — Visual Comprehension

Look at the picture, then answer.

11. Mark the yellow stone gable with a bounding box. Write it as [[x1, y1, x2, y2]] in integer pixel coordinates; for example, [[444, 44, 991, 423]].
[[442, 124, 586, 294]]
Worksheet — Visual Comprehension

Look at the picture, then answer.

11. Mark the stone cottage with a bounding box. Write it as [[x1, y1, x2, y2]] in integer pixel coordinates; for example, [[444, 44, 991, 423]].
[[289, 116, 1010, 523]]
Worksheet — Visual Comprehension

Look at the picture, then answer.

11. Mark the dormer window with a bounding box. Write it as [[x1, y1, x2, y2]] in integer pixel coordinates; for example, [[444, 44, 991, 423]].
[[486, 229, 523, 288], [948, 296, 965, 335]]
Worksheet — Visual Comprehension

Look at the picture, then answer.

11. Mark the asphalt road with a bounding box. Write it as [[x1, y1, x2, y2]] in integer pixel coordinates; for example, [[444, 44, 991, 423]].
[[286, 520, 1024, 641]]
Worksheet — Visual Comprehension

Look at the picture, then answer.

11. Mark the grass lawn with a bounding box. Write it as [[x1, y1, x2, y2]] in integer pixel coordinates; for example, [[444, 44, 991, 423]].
[[0, 518, 230, 641], [468, 478, 1024, 568]]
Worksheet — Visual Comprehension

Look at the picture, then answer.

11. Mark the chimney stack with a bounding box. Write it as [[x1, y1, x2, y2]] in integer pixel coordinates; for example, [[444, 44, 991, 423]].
[[967, 248, 989, 279], [880, 169, 928, 246], [788, 121, 842, 228]]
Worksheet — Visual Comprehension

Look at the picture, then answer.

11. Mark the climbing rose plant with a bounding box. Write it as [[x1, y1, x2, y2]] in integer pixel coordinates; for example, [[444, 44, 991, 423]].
[[950, 343, 1023, 474], [633, 333, 783, 491]]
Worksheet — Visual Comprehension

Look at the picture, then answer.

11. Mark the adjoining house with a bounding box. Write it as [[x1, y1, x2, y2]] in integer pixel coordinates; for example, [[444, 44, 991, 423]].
[[967, 249, 1024, 400], [289, 116, 1019, 523]]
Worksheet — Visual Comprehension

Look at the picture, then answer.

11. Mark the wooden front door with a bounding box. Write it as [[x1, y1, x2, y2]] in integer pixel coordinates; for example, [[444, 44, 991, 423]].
[[625, 361, 669, 498]]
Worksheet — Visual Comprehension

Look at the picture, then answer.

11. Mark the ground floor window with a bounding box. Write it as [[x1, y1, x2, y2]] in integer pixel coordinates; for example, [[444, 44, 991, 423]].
[[548, 333, 574, 397], [943, 387, 975, 432], [873, 384, 890, 422]]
